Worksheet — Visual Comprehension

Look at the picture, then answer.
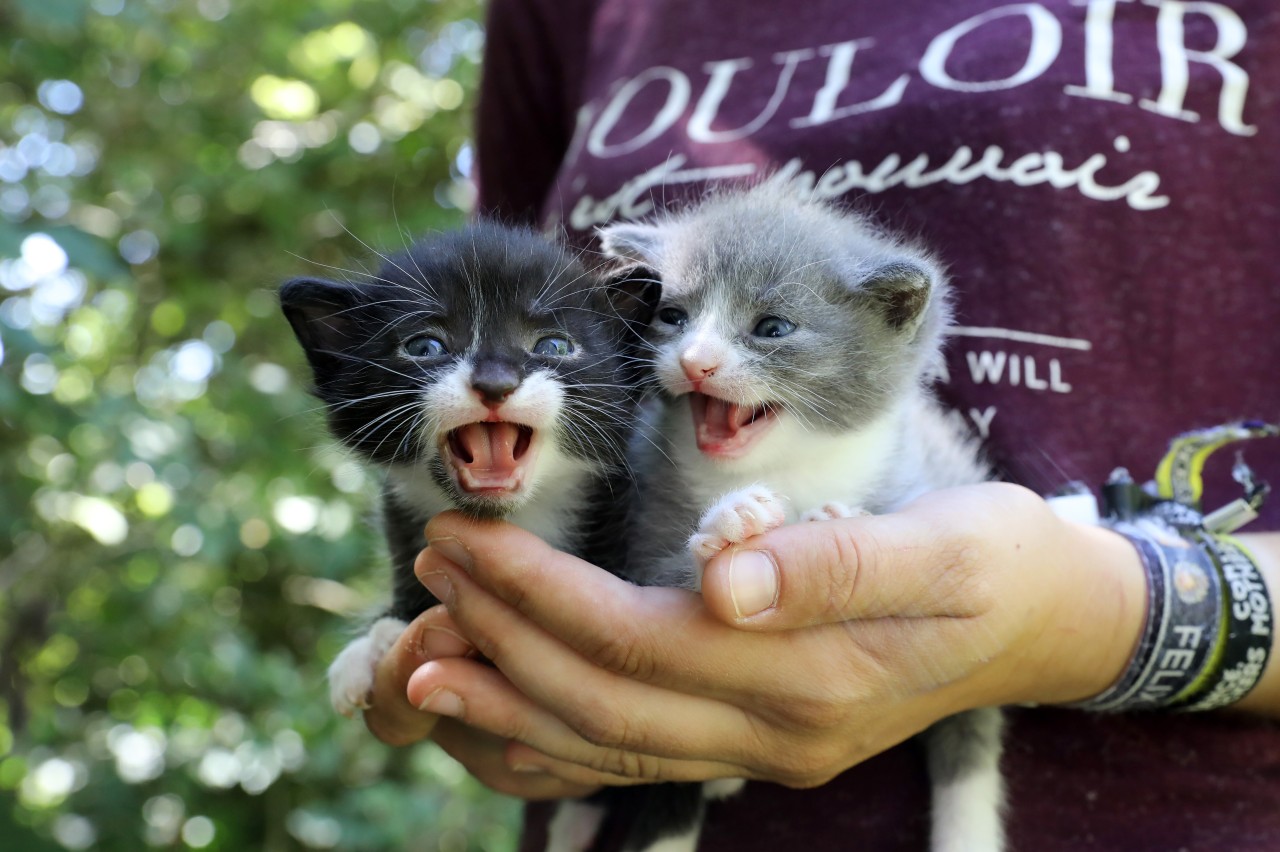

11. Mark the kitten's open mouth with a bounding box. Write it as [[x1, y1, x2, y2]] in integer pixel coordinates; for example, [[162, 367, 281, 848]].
[[689, 393, 779, 459], [444, 422, 537, 496]]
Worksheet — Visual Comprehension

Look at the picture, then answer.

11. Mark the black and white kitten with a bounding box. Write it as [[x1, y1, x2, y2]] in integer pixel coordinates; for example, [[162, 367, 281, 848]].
[[279, 222, 658, 717], [594, 182, 1004, 852]]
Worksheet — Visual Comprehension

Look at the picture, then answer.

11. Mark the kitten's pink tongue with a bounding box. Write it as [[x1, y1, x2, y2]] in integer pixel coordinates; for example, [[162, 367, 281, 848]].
[[701, 397, 752, 439], [450, 423, 526, 490], [691, 393, 777, 459]]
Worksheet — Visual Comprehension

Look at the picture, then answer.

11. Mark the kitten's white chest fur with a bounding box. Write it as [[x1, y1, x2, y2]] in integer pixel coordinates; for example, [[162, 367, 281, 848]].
[[671, 397, 906, 519]]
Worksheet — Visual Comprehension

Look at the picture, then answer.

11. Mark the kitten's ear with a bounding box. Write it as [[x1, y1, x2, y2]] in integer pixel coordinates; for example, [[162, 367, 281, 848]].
[[858, 262, 936, 332], [597, 221, 668, 267], [279, 277, 361, 366], [597, 265, 662, 330]]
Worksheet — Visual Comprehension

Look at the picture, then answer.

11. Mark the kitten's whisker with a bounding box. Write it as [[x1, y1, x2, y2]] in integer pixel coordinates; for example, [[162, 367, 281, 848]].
[[347, 399, 426, 444]]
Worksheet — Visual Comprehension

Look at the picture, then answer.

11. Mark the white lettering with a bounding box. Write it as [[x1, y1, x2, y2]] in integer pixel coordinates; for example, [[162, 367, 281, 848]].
[[969, 406, 998, 438], [1064, 0, 1135, 104], [773, 139, 1169, 210], [1023, 355, 1048, 390], [588, 67, 691, 158], [967, 350, 1008, 384], [1173, 624, 1204, 647], [569, 156, 756, 230], [567, 137, 1172, 231], [1049, 358, 1073, 393], [921, 3, 1062, 93], [1139, 0, 1257, 136], [793, 40, 909, 128], [689, 50, 812, 143]]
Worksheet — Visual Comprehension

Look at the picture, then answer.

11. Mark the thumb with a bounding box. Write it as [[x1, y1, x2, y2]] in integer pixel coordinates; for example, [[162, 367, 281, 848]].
[[700, 491, 992, 630]]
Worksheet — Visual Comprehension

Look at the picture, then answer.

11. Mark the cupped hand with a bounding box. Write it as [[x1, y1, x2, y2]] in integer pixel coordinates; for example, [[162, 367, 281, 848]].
[[362, 600, 601, 800], [405, 482, 1147, 790]]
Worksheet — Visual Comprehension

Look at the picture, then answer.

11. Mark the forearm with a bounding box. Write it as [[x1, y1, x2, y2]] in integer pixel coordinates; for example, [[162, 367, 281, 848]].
[[1001, 522, 1280, 719]]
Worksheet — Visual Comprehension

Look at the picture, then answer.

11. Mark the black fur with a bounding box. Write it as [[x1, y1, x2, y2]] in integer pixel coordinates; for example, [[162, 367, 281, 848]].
[[282, 222, 659, 612], [281, 223, 718, 852]]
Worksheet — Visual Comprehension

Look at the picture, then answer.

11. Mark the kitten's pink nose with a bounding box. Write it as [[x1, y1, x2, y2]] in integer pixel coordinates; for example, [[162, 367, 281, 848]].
[[680, 351, 719, 382]]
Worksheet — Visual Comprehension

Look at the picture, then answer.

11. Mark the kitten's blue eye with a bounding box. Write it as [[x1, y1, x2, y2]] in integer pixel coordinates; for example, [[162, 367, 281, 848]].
[[403, 335, 447, 358], [533, 336, 573, 357], [752, 316, 796, 338], [658, 307, 687, 327]]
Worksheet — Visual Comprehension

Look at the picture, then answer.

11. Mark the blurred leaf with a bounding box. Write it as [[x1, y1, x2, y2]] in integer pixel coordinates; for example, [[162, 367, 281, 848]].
[[2, 1, 517, 850]]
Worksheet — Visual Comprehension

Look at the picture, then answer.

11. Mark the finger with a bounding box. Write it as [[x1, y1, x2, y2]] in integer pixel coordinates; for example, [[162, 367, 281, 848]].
[[414, 654, 747, 782], [408, 656, 609, 762], [504, 741, 742, 787], [430, 719, 602, 800], [363, 608, 452, 746], [414, 551, 757, 767], [418, 513, 778, 697], [409, 657, 744, 783], [700, 487, 1006, 629]]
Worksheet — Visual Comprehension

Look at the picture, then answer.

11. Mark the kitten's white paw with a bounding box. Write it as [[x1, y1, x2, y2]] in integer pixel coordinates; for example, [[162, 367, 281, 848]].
[[327, 616, 408, 717], [689, 485, 787, 568], [702, 778, 746, 801], [799, 501, 867, 523]]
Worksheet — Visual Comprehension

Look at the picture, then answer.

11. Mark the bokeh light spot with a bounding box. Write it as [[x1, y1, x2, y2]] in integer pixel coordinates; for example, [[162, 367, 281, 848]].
[[250, 76, 320, 121], [182, 816, 216, 848]]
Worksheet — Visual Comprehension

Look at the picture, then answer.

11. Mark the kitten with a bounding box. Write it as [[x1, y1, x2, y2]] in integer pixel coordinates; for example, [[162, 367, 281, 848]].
[[595, 182, 1004, 852], [279, 222, 658, 718]]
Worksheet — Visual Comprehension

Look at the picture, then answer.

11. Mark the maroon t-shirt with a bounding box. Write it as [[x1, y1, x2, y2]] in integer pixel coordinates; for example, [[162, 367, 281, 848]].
[[473, 1, 1280, 848]]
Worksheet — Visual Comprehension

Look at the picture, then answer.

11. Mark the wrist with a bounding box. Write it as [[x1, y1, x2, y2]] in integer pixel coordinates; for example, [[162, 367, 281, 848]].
[[1014, 521, 1149, 706]]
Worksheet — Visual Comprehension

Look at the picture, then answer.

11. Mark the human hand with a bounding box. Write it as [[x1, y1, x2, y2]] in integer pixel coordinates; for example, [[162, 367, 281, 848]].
[[363, 602, 601, 799], [405, 483, 1147, 789]]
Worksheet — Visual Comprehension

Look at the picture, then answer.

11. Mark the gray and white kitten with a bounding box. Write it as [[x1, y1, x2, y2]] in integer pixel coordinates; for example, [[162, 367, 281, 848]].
[[589, 182, 1004, 852]]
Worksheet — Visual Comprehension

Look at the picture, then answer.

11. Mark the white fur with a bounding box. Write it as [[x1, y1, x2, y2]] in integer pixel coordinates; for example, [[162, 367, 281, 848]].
[[671, 395, 909, 517], [688, 485, 788, 569], [630, 831, 701, 852], [388, 364, 600, 552], [385, 441, 597, 552], [421, 362, 567, 446], [546, 801, 607, 852], [601, 189, 1000, 852], [702, 778, 746, 800], [328, 616, 408, 717], [930, 767, 1006, 852]]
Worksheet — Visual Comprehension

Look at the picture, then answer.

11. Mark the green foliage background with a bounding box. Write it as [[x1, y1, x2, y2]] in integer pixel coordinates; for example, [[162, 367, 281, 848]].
[[0, 1, 523, 849]]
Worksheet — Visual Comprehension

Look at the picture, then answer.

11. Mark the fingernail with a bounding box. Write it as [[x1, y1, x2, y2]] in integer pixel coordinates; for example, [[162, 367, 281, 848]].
[[427, 536, 473, 571], [729, 550, 779, 618], [420, 624, 473, 659], [511, 763, 545, 774], [420, 570, 454, 605], [418, 688, 464, 717]]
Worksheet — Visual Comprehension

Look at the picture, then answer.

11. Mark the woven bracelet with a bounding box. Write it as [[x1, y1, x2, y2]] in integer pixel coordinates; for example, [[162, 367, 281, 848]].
[[1068, 421, 1276, 713], [1069, 522, 1225, 713], [1171, 533, 1273, 711]]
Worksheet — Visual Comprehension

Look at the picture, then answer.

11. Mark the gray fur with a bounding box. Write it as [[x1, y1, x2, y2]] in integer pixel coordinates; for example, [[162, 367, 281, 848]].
[[609, 184, 986, 589], [601, 183, 1006, 852]]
